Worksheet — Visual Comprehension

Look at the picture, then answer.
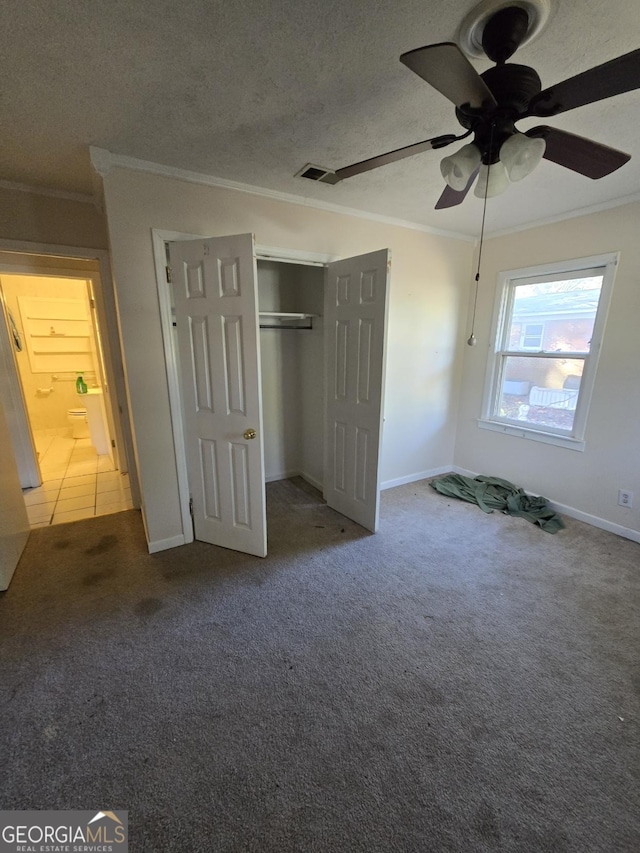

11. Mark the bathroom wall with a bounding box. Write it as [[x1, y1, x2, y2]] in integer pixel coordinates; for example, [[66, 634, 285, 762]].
[[0, 274, 99, 432]]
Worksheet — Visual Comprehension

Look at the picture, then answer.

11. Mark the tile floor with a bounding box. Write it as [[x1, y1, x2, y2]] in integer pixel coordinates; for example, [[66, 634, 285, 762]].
[[23, 432, 133, 528]]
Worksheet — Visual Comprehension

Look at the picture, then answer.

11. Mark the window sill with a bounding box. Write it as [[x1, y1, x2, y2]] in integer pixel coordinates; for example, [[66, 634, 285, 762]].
[[477, 419, 586, 451]]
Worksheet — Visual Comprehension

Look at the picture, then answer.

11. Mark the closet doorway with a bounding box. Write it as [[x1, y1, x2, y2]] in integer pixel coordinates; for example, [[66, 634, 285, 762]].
[[156, 232, 390, 558], [257, 257, 325, 492]]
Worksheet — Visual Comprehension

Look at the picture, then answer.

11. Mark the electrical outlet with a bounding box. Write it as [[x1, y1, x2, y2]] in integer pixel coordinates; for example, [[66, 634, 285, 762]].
[[618, 489, 633, 508]]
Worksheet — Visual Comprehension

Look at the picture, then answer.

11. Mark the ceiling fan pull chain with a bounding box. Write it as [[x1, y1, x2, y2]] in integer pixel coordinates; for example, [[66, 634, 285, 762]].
[[467, 122, 495, 346]]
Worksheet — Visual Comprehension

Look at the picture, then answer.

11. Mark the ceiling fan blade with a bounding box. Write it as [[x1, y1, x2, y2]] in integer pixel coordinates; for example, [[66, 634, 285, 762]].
[[527, 126, 631, 178], [435, 167, 479, 209], [400, 43, 497, 110], [526, 48, 640, 117], [324, 133, 461, 183]]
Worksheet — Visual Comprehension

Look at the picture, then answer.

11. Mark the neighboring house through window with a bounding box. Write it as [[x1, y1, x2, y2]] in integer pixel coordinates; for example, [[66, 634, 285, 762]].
[[519, 322, 544, 350], [480, 252, 618, 450]]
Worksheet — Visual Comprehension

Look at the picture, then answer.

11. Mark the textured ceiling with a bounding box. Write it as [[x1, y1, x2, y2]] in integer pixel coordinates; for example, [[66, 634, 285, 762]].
[[2, 0, 639, 236]]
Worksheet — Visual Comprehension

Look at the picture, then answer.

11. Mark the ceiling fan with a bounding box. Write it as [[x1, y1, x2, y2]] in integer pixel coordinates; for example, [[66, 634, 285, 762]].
[[299, 4, 640, 208]]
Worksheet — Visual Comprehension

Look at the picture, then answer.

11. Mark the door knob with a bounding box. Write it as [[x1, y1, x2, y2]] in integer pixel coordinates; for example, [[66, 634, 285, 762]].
[[244, 428, 257, 440]]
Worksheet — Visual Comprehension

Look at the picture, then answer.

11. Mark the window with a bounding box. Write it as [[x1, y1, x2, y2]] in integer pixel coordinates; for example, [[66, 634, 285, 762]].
[[480, 253, 617, 450], [519, 322, 544, 350]]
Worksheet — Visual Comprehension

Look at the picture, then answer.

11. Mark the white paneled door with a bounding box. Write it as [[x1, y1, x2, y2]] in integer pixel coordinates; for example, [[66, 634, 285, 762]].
[[170, 234, 267, 557], [324, 250, 390, 532]]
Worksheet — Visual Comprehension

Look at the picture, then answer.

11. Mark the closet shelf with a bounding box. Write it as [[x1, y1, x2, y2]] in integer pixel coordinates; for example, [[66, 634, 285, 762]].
[[26, 315, 85, 321], [259, 312, 319, 330], [259, 312, 318, 319], [33, 349, 89, 355]]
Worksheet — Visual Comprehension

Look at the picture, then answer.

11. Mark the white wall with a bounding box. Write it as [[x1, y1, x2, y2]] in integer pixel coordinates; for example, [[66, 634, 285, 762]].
[[454, 202, 640, 537], [0, 398, 29, 590], [101, 167, 472, 549]]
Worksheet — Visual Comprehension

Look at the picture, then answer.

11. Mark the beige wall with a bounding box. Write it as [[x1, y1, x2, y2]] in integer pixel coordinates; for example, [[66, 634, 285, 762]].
[[101, 167, 473, 548], [454, 202, 640, 535], [0, 186, 108, 249]]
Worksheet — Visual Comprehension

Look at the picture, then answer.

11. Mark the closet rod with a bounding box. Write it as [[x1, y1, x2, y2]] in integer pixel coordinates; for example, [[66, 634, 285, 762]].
[[259, 324, 313, 330]]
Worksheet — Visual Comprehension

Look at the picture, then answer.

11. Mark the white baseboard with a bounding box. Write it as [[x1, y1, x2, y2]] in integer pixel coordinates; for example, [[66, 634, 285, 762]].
[[148, 533, 186, 554], [266, 469, 324, 493], [451, 465, 476, 478], [299, 470, 323, 492], [546, 501, 640, 544], [451, 465, 640, 544], [381, 466, 453, 491], [265, 469, 300, 483]]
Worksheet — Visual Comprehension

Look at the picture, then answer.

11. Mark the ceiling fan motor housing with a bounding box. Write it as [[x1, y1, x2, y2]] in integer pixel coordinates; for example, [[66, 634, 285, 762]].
[[455, 63, 542, 162], [481, 64, 542, 113]]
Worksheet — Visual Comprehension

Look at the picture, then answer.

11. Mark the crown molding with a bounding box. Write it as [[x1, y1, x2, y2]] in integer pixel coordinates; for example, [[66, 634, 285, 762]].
[[0, 179, 96, 205], [486, 191, 640, 239], [89, 147, 476, 243], [89, 146, 113, 178]]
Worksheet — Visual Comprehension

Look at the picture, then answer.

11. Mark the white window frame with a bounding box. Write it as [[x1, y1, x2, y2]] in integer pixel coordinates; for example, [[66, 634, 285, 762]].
[[479, 252, 618, 451]]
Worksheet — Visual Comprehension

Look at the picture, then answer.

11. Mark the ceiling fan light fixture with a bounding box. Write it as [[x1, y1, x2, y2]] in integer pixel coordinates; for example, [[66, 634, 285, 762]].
[[474, 161, 510, 198], [500, 133, 546, 181], [440, 142, 482, 191]]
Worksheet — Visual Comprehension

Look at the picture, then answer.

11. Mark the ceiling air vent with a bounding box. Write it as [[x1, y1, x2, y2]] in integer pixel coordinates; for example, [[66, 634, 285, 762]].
[[295, 164, 339, 184]]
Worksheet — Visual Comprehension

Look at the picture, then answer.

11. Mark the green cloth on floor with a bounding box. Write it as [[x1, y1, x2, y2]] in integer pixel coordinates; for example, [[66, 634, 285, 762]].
[[430, 474, 565, 533]]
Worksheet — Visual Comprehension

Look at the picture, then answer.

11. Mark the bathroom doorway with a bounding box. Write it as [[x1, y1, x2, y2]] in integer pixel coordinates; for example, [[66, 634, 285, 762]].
[[0, 253, 134, 527]]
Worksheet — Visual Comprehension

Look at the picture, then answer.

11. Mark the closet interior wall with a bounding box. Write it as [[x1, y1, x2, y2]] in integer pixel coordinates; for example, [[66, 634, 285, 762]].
[[257, 261, 324, 490]]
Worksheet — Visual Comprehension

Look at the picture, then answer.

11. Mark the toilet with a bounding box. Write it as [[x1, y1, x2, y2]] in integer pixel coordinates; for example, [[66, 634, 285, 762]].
[[67, 407, 90, 439]]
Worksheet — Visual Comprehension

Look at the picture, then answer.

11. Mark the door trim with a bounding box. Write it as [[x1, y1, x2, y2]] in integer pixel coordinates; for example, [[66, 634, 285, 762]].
[[152, 229, 339, 542], [255, 245, 338, 267], [0, 285, 40, 486], [152, 229, 205, 544]]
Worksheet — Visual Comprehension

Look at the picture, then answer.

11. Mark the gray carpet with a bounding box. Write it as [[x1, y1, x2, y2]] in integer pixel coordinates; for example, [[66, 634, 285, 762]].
[[1, 477, 639, 852]]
